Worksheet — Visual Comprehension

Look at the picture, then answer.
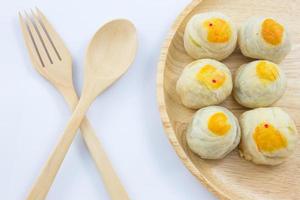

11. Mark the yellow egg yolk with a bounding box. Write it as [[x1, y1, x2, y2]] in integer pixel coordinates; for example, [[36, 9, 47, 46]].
[[208, 112, 231, 136], [256, 61, 279, 83], [261, 18, 284, 45], [196, 64, 226, 89], [253, 123, 287, 153], [203, 18, 231, 43]]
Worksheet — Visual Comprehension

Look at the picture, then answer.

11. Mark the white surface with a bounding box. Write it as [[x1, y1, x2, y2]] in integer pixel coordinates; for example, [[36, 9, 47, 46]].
[[0, 0, 217, 199]]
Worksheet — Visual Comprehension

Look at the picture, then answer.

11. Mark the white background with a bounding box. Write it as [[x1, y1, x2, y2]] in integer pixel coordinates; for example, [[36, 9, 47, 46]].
[[0, 0, 216, 199]]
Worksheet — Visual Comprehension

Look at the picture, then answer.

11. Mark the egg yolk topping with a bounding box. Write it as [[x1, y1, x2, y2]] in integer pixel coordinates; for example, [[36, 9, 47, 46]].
[[208, 112, 231, 136], [253, 123, 287, 153], [196, 64, 226, 89], [203, 18, 231, 43], [261, 18, 284, 45], [256, 61, 279, 82]]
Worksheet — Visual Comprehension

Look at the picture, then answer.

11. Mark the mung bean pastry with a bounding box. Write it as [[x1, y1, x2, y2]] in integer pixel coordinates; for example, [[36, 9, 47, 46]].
[[176, 59, 232, 109], [239, 17, 291, 63], [239, 107, 298, 165], [184, 12, 237, 60], [186, 106, 241, 159], [234, 60, 286, 108]]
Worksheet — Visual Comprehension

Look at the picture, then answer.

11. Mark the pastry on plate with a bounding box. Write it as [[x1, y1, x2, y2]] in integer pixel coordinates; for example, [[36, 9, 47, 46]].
[[176, 59, 232, 109], [184, 12, 237, 60], [239, 107, 298, 165], [186, 106, 241, 159], [239, 17, 291, 63], [234, 60, 286, 108]]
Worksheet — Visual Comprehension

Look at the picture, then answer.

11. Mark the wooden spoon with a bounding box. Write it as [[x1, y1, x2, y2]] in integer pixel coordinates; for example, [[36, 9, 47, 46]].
[[28, 19, 137, 200]]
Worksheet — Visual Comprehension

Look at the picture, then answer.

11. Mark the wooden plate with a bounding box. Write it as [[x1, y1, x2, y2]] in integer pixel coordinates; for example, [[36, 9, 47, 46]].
[[157, 0, 300, 199]]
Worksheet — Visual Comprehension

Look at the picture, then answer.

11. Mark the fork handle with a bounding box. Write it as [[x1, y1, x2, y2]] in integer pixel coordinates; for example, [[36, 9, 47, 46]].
[[64, 90, 130, 200], [27, 90, 129, 200]]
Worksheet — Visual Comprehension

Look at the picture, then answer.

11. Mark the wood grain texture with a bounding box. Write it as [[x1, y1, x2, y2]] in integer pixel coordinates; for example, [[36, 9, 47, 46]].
[[157, 0, 300, 199], [20, 13, 136, 199], [21, 10, 130, 199]]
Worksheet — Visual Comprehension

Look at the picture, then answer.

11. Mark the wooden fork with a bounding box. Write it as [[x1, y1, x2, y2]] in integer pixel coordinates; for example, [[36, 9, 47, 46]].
[[19, 9, 129, 200]]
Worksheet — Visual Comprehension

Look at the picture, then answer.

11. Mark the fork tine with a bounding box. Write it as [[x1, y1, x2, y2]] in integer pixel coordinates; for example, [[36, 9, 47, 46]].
[[23, 11, 52, 67], [31, 9, 59, 63], [19, 12, 44, 68], [35, 8, 70, 59]]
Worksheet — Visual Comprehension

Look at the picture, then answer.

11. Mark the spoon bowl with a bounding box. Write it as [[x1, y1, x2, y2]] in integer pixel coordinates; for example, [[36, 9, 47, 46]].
[[84, 19, 137, 98]]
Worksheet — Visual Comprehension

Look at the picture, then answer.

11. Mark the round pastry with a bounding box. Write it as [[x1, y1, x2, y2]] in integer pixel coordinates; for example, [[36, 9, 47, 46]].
[[239, 17, 291, 63], [186, 106, 241, 159], [239, 107, 298, 165], [176, 59, 233, 109], [234, 60, 286, 108], [183, 12, 237, 60]]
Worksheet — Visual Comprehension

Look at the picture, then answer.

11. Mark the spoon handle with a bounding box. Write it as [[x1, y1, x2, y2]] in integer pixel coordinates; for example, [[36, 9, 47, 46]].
[[64, 90, 130, 200], [27, 98, 90, 200]]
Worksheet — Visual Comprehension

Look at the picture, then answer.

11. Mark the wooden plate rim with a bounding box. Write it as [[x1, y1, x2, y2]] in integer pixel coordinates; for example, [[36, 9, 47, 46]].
[[156, 0, 233, 199]]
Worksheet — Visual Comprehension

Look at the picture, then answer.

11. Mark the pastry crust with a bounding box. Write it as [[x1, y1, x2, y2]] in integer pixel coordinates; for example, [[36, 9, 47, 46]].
[[233, 60, 286, 108], [239, 107, 298, 165], [186, 106, 241, 159], [184, 12, 237, 60], [176, 59, 232, 109], [238, 17, 291, 63]]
